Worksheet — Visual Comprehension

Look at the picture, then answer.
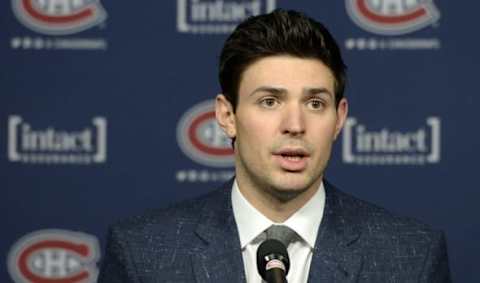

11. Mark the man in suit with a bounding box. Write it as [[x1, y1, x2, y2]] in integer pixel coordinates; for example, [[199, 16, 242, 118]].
[[98, 9, 451, 282]]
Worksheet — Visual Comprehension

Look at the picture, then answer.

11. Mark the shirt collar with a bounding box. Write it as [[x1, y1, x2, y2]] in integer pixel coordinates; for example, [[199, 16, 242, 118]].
[[231, 179, 326, 249]]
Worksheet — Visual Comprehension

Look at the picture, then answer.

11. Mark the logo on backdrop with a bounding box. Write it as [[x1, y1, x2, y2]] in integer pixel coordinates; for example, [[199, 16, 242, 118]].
[[345, 0, 441, 50], [176, 99, 234, 182], [7, 229, 100, 283], [177, 0, 276, 33], [346, 0, 439, 35], [342, 117, 441, 165], [7, 115, 107, 165], [12, 0, 107, 35], [10, 0, 108, 50]]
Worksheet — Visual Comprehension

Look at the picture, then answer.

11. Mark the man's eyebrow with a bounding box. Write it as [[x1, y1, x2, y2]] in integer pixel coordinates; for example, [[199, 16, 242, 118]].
[[304, 87, 334, 98], [249, 86, 287, 96], [248, 86, 334, 98]]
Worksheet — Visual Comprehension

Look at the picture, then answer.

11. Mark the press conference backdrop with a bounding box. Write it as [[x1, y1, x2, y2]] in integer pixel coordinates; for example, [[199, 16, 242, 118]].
[[1, 1, 478, 282]]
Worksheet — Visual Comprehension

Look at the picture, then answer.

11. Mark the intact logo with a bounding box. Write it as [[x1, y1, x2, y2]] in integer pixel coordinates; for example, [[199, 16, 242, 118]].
[[7, 229, 100, 283], [346, 0, 440, 35], [8, 115, 107, 164], [11, 0, 107, 35], [177, 0, 276, 33], [342, 117, 441, 165], [177, 100, 234, 167]]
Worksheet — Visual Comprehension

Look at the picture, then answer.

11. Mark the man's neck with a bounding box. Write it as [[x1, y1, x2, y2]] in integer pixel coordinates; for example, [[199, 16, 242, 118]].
[[235, 176, 321, 223]]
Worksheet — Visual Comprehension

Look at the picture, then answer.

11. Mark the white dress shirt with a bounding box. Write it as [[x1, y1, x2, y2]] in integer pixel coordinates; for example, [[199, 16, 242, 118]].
[[231, 180, 326, 283]]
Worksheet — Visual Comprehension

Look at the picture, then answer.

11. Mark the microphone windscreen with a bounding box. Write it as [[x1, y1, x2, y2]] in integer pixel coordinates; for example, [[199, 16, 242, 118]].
[[256, 239, 290, 280]]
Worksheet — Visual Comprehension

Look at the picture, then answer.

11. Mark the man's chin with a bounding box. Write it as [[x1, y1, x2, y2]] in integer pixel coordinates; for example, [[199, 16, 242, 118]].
[[265, 173, 321, 202], [268, 188, 306, 203], [265, 181, 312, 202]]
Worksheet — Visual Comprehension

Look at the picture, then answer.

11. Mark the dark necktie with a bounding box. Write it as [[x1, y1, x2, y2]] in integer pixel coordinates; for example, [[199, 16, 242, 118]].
[[265, 225, 297, 247]]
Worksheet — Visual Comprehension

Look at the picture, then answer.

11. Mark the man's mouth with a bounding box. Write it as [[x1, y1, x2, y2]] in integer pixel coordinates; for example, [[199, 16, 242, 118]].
[[273, 148, 310, 171], [279, 152, 306, 160], [275, 148, 309, 157], [282, 155, 303, 161]]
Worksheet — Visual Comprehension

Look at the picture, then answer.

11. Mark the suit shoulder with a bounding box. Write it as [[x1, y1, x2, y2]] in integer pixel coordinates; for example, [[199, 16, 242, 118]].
[[331, 185, 441, 238], [108, 187, 225, 239]]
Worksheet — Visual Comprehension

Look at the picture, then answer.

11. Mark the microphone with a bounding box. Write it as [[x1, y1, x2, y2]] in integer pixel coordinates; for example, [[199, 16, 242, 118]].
[[257, 239, 290, 283]]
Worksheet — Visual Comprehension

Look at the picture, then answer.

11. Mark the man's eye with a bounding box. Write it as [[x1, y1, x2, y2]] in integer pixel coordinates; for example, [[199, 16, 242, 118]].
[[260, 98, 278, 108], [308, 99, 324, 110]]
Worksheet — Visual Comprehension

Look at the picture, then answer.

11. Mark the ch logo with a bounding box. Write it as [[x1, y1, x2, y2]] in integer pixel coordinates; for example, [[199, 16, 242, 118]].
[[346, 0, 440, 35], [8, 230, 100, 283], [11, 0, 107, 35], [177, 100, 234, 167]]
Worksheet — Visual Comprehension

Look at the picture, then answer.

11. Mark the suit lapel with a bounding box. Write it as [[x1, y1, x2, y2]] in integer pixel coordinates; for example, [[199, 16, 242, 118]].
[[188, 180, 364, 282], [308, 182, 363, 282], [192, 181, 246, 283]]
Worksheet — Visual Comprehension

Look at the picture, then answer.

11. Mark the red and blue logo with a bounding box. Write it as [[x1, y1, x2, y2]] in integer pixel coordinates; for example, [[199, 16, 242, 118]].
[[11, 0, 107, 35], [346, 0, 440, 35], [8, 229, 100, 283], [177, 100, 234, 167]]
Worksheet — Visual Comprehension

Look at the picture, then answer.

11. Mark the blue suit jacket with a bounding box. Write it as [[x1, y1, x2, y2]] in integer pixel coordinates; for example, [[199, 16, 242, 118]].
[[98, 181, 451, 282]]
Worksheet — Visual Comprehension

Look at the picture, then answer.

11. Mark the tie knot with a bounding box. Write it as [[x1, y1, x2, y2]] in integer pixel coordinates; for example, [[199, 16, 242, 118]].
[[265, 225, 297, 247]]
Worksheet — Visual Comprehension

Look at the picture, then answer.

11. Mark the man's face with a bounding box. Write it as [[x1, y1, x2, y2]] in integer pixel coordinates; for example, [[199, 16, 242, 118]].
[[216, 55, 347, 200]]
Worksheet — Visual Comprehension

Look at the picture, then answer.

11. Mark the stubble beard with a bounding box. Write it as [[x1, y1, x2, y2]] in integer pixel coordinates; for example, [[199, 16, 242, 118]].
[[263, 170, 324, 203], [237, 154, 321, 204]]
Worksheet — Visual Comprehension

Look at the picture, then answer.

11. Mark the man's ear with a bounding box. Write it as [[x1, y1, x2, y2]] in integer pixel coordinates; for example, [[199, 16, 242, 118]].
[[334, 98, 348, 140], [215, 94, 236, 138]]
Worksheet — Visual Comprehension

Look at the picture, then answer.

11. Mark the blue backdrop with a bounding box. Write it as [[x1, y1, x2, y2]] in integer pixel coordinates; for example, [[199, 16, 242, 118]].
[[2, 1, 478, 282]]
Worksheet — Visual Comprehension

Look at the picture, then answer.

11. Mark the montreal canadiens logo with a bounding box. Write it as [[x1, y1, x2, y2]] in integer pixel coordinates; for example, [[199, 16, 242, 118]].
[[346, 0, 440, 35], [177, 100, 234, 167], [11, 0, 107, 35], [7, 229, 100, 283]]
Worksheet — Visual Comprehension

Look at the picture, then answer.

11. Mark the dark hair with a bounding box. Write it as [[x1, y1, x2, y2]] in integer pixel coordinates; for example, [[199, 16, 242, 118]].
[[219, 9, 346, 110]]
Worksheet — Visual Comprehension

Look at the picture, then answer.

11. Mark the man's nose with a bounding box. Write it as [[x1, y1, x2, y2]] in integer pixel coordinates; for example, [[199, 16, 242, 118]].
[[281, 103, 306, 136]]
